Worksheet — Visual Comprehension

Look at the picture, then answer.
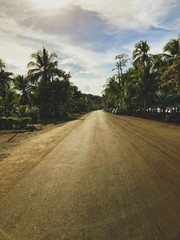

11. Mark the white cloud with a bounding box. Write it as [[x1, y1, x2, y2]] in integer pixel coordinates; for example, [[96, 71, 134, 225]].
[[0, 15, 116, 94], [0, 0, 179, 95], [122, 32, 179, 59], [26, 0, 179, 31], [60, 58, 76, 65], [79, 0, 178, 31]]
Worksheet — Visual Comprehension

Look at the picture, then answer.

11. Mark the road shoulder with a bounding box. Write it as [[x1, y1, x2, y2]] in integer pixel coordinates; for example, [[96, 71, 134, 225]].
[[0, 113, 90, 200]]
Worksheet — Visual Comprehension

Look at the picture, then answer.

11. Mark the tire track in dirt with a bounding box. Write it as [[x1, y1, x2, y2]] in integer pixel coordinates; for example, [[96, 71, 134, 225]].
[[0, 111, 179, 240], [105, 113, 180, 239]]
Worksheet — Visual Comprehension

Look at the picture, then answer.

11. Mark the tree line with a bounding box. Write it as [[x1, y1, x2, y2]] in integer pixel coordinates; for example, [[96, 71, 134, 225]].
[[0, 47, 102, 128], [102, 38, 180, 117]]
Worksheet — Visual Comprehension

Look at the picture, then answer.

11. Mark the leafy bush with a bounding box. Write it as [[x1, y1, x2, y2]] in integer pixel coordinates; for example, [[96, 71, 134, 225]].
[[14, 117, 32, 129], [0, 117, 6, 129], [6, 117, 14, 129], [0, 117, 14, 129], [26, 109, 39, 123], [0, 117, 31, 129], [25, 125, 39, 132]]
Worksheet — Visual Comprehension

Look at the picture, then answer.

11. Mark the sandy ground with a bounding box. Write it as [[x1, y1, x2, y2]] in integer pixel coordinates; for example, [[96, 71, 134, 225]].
[[0, 114, 90, 199], [0, 110, 180, 240]]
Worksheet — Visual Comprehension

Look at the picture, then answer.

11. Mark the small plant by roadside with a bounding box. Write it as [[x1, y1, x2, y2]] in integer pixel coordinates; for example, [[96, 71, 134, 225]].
[[0, 117, 32, 130]]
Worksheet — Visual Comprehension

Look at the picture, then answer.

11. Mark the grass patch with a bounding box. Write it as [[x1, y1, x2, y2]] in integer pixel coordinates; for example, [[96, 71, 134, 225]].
[[0, 129, 28, 135], [0, 125, 41, 135], [37, 113, 84, 125]]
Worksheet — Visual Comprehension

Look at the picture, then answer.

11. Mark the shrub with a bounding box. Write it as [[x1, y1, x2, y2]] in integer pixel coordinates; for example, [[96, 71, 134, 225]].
[[0, 117, 32, 129], [14, 117, 32, 129], [0, 117, 14, 129], [26, 109, 39, 123], [6, 117, 15, 129], [0, 117, 6, 129], [25, 125, 37, 132]]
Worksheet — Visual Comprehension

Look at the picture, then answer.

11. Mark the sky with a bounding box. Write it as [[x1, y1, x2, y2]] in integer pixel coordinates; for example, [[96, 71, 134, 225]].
[[0, 0, 179, 95]]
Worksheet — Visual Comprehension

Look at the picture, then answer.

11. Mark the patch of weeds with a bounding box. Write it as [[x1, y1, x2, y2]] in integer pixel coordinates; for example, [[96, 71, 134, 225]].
[[0, 129, 27, 135], [25, 125, 41, 132], [0, 153, 10, 161]]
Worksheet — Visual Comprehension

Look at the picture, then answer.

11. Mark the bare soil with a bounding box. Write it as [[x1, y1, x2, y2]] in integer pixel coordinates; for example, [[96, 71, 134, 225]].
[[0, 114, 90, 199], [0, 111, 180, 240]]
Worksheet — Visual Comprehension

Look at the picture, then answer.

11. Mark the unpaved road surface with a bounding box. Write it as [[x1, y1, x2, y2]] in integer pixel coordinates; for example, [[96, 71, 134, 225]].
[[0, 110, 180, 240], [0, 114, 90, 199]]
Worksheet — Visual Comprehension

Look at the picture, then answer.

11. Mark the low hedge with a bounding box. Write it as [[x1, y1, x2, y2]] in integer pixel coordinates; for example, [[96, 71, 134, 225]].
[[0, 117, 32, 129], [26, 109, 39, 123]]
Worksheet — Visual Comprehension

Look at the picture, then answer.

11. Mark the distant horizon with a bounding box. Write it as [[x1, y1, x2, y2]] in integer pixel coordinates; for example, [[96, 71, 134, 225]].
[[0, 0, 179, 95]]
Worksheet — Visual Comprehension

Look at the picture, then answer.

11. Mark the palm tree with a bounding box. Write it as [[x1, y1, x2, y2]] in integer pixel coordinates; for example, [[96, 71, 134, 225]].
[[102, 76, 120, 107], [163, 39, 180, 58], [122, 68, 139, 112], [1, 89, 19, 117], [112, 54, 129, 107], [0, 59, 5, 70], [0, 68, 13, 105], [27, 47, 58, 84], [132, 40, 152, 65], [0, 60, 14, 116], [14, 75, 31, 106], [0, 69, 13, 89], [0, 60, 12, 90], [137, 62, 160, 114], [113, 54, 129, 86], [162, 38, 180, 94]]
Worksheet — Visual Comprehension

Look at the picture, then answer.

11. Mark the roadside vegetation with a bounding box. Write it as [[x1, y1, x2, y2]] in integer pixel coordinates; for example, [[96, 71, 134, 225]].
[[102, 37, 180, 122], [0, 48, 102, 131]]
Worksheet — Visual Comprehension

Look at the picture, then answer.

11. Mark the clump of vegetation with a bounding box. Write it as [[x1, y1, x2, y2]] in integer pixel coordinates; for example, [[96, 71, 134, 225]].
[[102, 37, 180, 120], [0, 117, 32, 130], [0, 48, 102, 130]]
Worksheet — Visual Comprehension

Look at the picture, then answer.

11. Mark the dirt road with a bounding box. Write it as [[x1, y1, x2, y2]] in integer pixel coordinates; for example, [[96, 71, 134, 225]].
[[0, 110, 180, 240]]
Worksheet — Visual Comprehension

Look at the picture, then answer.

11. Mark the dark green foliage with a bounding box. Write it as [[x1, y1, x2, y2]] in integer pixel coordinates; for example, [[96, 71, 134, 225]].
[[103, 37, 180, 118], [14, 117, 32, 129], [0, 117, 31, 129], [0, 48, 102, 129], [0, 117, 14, 129], [26, 109, 39, 123]]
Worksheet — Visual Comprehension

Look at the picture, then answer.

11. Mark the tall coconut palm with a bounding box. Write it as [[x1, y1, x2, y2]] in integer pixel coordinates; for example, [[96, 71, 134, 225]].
[[137, 62, 160, 114], [0, 69, 13, 89], [132, 40, 152, 65], [27, 47, 58, 85], [163, 39, 180, 58], [113, 54, 129, 86], [123, 67, 139, 111], [0, 60, 12, 89], [112, 54, 129, 107], [14, 75, 31, 106], [0, 68, 13, 104], [102, 76, 120, 107]]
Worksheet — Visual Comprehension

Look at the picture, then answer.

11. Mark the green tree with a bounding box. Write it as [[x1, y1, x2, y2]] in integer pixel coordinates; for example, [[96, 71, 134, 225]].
[[0, 61, 13, 107], [112, 54, 129, 107], [136, 62, 160, 114], [132, 40, 152, 65], [102, 76, 120, 108], [163, 39, 180, 58], [27, 47, 58, 84], [14, 75, 31, 105], [162, 56, 180, 94], [1, 89, 19, 117], [113, 54, 129, 86], [0, 59, 5, 70]]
